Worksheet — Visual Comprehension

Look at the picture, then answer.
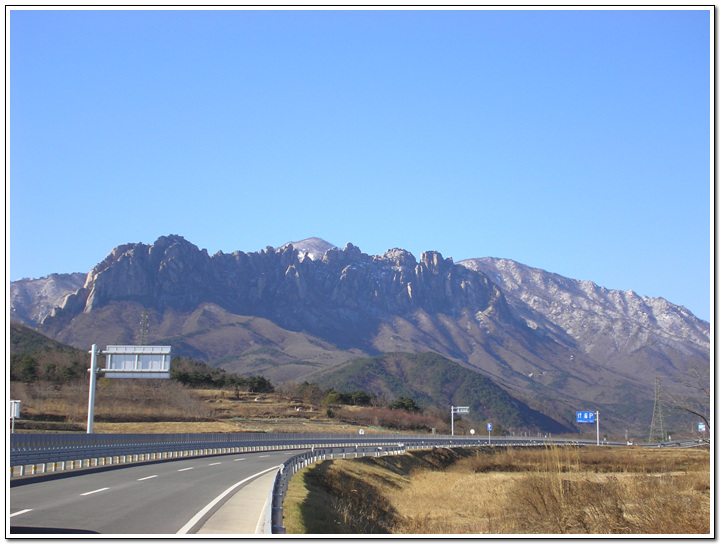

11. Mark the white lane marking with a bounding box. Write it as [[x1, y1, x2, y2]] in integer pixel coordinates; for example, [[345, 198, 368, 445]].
[[284, 452, 295, 455], [233, 458, 245, 461], [10, 509, 33, 518], [138, 475, 158, 481], [178, 467, 194, 472], [208, 462, 221, 466], [176, 465, 282, 535], [81, 487, 109, 496], [258, 455, 270, 458]]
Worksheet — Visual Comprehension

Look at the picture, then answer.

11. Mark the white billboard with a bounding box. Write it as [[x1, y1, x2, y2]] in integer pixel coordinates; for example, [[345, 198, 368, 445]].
[[104, 345, 172, 379]]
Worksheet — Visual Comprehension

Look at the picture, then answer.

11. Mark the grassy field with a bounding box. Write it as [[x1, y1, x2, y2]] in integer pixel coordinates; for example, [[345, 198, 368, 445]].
[[283, 445, 711, 535], [9, 380, 396, 435]]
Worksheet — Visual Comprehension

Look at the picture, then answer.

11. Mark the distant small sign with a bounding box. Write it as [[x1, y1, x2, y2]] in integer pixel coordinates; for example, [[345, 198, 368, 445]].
[[359, 429, 365, 435], [487, 422, 493, 432], [698, 423, 706, 432], [576, 411, 595, 423], [9, 400, 20, 419]]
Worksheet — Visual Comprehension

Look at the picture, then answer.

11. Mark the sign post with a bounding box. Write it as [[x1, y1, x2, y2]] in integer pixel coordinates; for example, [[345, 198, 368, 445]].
[[576, 410, 599, 445], [87, 344, 172, 433], [9, 400, 21, 433], [87, 345, 100, 433], [450, 406, 469, 436]]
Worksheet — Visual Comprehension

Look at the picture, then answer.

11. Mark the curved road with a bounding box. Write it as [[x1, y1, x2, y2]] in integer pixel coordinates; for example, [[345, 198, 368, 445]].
[[9, 450, 296, 535]]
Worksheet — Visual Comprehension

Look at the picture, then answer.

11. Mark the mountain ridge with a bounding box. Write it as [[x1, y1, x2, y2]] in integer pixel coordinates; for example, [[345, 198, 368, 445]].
[[10, 234, 710, 433]]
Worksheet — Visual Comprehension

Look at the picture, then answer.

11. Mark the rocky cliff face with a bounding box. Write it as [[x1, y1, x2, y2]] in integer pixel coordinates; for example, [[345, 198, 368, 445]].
[[41, 235, 513, 349], [10, 273, 86, 326], [460, 257, 710, 364]]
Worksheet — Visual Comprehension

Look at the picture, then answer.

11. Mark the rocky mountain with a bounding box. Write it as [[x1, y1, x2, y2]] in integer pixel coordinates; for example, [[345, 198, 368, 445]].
[[279, 238, 336, 261], [13, 235, 710, 434], [460, 257, 710, 383], [10, 273, 86, 326]]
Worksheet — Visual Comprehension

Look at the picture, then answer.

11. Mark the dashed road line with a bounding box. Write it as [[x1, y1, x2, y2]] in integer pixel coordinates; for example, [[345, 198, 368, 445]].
[[138, 475, 158, 481], [233, 458, 245, 461], [258, 455, 270, 458], [208, 462, 221, 466], [10, 509, 33, 518], [81, 487, 109, 496], [178, 467, 194, 472]]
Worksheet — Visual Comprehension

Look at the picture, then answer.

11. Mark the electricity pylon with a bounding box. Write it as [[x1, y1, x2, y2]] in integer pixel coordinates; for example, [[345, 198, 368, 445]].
[[648, 376, 666, 443], [139, 310, 149, 346]]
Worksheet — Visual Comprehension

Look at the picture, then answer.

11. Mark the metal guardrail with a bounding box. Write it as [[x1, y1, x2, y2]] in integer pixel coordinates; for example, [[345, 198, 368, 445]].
[[10, 432, 577, 477], [268, 442, 416, 533], [7, 433, 475, 477]]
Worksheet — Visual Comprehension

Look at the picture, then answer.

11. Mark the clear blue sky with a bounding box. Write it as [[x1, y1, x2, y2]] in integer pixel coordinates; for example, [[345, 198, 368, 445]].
[[9, 8, 711, 321]]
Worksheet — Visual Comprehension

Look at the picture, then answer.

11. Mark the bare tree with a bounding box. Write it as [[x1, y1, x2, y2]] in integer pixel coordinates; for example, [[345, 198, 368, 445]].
[[665, 359, 711, 431]]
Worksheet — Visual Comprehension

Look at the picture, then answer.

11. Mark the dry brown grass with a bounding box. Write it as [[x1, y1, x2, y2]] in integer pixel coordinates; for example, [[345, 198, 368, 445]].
[[285, 446, 711, 535], [9, 381, 393, 435]]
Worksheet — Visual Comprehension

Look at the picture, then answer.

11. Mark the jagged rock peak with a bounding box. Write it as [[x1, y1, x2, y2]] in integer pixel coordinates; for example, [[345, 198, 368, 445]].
[[381, 248, 417, 267], [280, 238, 336, 261], [420, 250, 453, 271]]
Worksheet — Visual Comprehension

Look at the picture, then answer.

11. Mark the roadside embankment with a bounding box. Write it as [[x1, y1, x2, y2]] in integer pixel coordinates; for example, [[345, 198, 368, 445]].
[[283, 445, 710, 535]]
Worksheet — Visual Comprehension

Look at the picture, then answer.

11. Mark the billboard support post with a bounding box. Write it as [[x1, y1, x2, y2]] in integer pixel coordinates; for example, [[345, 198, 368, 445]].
[[450, 406, 469, 436], [87, 345, 99, 434]]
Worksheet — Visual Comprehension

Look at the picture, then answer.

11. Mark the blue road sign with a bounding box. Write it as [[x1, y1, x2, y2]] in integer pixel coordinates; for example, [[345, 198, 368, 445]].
[[576, 411, 595, 423], [487, 422, 493, 431]]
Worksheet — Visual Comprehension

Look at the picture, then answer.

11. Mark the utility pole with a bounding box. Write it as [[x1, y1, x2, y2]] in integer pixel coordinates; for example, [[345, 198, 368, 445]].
[[648, 376, 666, 443]]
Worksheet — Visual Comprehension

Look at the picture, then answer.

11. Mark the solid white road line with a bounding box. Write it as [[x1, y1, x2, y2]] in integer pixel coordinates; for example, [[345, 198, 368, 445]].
[[81, 487, 109, 496], [176, 465, 281, 535], [10, 509, 33, 518], [178, 467, 194, 472], [137, 475, 158, 481]]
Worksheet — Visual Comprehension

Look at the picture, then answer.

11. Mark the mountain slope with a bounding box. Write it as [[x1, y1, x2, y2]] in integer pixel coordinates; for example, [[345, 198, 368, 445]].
[[10, 273, 86, 326], [459, 257, 709, 389], [315, 352, 573, 433]]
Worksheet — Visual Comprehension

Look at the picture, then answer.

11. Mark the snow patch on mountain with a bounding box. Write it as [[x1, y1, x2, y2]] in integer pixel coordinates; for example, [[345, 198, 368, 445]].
[[280, 238, 336, 261], [10, 272, 87, 326], [459, 257, 709, 357]]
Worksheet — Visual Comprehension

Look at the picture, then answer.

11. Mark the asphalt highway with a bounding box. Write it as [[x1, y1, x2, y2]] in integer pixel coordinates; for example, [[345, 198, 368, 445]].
[[9, 450, 296, 535]]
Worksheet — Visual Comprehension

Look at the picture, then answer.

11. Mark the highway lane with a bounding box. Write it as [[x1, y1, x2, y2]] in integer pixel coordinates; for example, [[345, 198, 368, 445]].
[[9, 450, 299, 535]]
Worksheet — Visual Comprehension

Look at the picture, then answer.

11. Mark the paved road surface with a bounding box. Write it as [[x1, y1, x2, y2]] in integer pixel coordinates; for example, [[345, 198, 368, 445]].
[[9, 450, 296, 535]]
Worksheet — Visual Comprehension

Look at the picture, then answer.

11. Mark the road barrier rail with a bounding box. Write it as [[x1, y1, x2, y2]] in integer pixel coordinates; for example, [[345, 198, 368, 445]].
[[9, 432, 526, 478]]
